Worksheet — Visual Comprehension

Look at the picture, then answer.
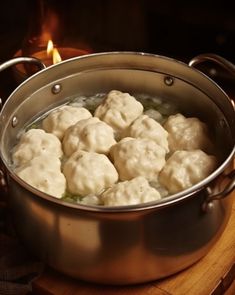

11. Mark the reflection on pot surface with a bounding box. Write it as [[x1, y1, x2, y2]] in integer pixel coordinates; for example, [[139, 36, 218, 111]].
[[0, 52, 234, 284]]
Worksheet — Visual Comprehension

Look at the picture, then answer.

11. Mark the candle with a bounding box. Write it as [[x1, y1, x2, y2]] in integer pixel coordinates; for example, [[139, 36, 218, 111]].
[[32, 47, 89, 66], [13, 47, 90, 83]]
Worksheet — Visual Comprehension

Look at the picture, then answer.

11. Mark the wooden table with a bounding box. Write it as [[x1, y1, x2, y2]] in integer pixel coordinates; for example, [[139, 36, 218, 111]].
[[32, 194, 235, 295]]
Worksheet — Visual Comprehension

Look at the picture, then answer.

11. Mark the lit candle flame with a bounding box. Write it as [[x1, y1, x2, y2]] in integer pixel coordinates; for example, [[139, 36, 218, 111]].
[[46, 39, 62, 64], [47, 40, 54, 55], [52, 48, 62, 64]]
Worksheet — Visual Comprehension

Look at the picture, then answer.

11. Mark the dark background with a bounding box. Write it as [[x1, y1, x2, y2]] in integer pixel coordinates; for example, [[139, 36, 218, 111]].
[[1, 2, 235, 292], [1, 0, 235, 99]]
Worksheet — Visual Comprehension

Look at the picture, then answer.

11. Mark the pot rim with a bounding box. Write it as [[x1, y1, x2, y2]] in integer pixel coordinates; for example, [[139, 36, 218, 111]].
[[6, 146, 234, 212], [1, 51, 235, 212]]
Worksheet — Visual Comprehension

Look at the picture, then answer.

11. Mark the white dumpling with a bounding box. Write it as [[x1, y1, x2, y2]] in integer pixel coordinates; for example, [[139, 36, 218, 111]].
[[62, 117, 116, 157], [12, 129, 63, 167], [80, 195, 101, 206], [15, 154, 66, 198], [144, 108, 163, 122], [164, 113, 213, 153], [42, 105, 92, 140], [101, 176, 161, 206], [63, 150, 119, 196], [125, 115, 169, 153], [94, 90, 143, 132], [110, 137, 166, 181], [159, 150, 217, 194]]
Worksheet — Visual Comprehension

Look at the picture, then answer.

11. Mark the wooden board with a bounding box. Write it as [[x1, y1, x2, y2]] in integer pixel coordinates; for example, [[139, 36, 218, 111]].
[[32, 194, 235, 295]]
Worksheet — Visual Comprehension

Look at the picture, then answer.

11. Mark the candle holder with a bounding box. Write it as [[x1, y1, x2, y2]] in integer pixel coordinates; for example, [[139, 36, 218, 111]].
[[12, 0, 91, 83], [12, 46, 90, 83]]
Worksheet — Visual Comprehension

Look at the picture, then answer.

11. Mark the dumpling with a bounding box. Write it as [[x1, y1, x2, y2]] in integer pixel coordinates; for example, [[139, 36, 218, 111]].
[[110, 137, 166, 181], [63, 150, 119, 196], [94, 90, 143, 133], [144, 108, 163, 122], [62, 117, 116, 156], [15, 154, 66, 198], [164, 113, 213, 153], [80, 195, 101, 206], [42, 105, 92, 140], [101, 176, 161, 206], [159, 150, 217, 194], [12, 129, 63, 167], [125, 115, 169, 153]]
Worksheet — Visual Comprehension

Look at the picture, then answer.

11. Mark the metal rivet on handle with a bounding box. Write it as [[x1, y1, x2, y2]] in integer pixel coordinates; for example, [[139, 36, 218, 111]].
[[202, 201, 214, 213], [52, 84, 62, 94], [0, 169, 6, 187], [12, 116, 18, 127], [220, 118, 226, 128], [164, 76, 174, 86]]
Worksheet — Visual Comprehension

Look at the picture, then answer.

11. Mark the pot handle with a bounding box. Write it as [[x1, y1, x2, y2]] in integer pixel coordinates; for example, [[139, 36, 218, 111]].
[[189, 53, 235, 76], [0, 56, 46, 73], [0, 57, 46, 112], [190, 54, 235, 210], [189, 53, 235, 103], [203, 170, 235, 212], [0, 57, 45, 193]]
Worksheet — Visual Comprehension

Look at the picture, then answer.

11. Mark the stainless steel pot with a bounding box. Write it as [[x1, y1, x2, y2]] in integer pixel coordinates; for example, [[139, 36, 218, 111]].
[[0, 52, 235, 285]]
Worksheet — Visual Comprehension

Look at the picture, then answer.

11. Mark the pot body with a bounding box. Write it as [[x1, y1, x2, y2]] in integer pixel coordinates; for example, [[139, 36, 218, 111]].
[[0, 52, 235, 284], [8, 178, 234, 284]]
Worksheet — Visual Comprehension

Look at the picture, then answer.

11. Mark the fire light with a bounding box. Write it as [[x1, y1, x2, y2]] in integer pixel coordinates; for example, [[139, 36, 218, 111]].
[[46, 39, 62, 64], [12, 1, 92, 82]]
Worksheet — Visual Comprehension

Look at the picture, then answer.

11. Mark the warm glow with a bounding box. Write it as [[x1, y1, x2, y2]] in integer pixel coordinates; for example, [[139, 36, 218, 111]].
[[46, 39, 62, 64], [53, 48, 62, 64], [47, 40, 54, 55]]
